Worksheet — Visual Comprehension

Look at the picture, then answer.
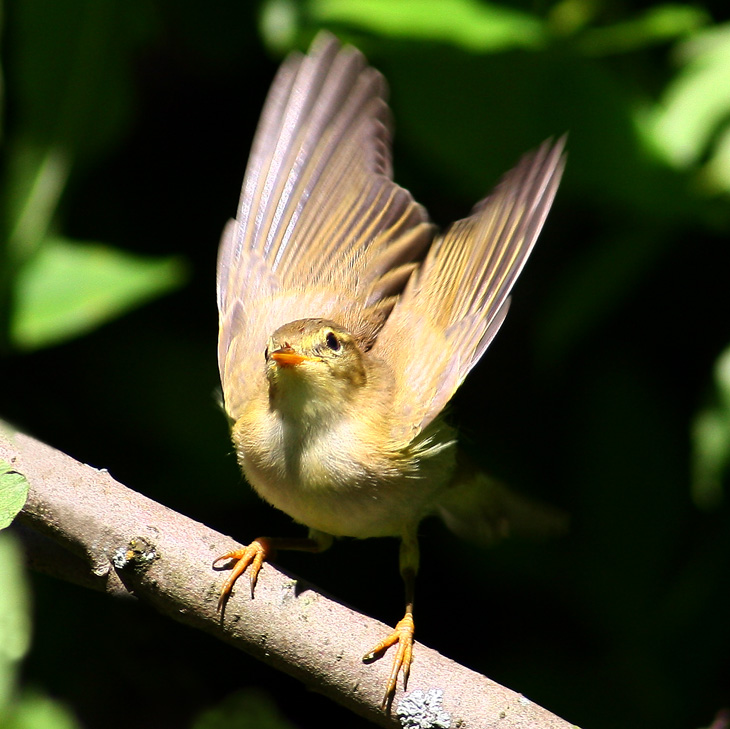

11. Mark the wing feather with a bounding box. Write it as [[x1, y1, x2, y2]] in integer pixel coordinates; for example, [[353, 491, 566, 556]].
[[217, 33, 432, 419], [375, 137, 566, 440]]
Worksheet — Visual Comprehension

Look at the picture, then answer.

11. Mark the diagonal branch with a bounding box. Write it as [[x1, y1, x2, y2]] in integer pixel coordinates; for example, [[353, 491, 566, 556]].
[[0, 422, 574, 729]]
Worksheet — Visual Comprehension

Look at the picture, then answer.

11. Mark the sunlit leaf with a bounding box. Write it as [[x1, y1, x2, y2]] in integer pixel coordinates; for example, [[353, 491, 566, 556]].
[[11, 238, 186, 351], [647, 23, 730, 170], [309, 0, 545, 51], [2, 690, 82, 729], [0, 462, 29, 531]]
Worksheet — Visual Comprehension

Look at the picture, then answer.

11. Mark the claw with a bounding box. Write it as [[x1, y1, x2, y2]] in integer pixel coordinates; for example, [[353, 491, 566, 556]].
[[213, 537, 273, 611], [363, 612, 415, 709]]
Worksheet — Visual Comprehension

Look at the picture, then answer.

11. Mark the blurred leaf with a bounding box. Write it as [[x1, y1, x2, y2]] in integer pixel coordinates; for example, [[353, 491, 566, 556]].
[[692, 345, 730, 509], [548, 0, 599, 37], [309, 0, 545, 51], [5, 145, 72, 265], [3, 0, 144, 254], [260, 0, 300, 53], [647, 23, 730, 175], [700, 121, 730, 194], [574, 4, 709, 56], [0, 1, 154, 347], [2, 690, 82, 729], [192, 689, 296, 729], [0, 462, 29, 531], [11, 238, 186, 351], [0, 532, 31, 716]]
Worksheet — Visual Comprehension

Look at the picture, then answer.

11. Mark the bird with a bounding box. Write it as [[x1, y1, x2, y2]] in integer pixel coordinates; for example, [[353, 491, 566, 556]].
[[213, 31, 565, 709]]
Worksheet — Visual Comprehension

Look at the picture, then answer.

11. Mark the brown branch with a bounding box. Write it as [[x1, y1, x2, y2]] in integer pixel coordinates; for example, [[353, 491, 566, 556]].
[[0, 422, 576, 729]]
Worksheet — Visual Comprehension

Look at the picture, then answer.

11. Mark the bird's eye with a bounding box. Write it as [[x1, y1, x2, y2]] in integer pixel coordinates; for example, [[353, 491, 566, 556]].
[[325, 331, 341, 352], [264, 346, 269, 361]]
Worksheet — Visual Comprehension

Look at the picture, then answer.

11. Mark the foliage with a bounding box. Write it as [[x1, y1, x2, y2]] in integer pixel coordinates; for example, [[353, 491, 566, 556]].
[[0, 461, 29, 530], [1, 0, 728, 728], [0, 533, 81, 729], [0, 0, 185, 353]]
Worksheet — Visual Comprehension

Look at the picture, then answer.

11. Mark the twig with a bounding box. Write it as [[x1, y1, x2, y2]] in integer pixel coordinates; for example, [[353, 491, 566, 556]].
[[0, 422, 575, 729]]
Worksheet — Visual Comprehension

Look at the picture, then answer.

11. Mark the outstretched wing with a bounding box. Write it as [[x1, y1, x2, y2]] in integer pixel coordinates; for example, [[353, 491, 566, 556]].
[[374, 138, 566, 443], [217, 33, 432, 419]]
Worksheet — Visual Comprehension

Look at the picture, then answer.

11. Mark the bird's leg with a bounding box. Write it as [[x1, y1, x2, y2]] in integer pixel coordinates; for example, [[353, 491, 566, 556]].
[[363, 533, 419, 709], [213, 529, 332, 611]]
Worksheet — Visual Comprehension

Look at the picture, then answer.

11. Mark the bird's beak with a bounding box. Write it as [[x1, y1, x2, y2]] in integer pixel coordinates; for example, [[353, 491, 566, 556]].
[[271, 347, 321, 368]]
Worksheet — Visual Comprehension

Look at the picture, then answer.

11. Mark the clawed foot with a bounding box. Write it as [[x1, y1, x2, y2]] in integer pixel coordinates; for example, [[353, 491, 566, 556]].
[[363, 612, 415, 709], [212, 537, 274, 611]]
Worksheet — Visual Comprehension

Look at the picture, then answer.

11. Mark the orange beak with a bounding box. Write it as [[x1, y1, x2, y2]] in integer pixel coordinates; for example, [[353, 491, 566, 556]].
[[271, 347, 320, 368]]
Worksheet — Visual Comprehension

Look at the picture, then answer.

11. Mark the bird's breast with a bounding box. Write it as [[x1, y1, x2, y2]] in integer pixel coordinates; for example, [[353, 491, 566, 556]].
[[232, 399, 450, 538]]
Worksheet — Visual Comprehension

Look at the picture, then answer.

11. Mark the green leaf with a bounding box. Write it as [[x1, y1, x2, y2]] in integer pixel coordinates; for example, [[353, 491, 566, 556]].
[[647, 23, 730, 171], [0, 462, 29, 531], [11, 237, 186, 351], [0, 532, 31, 716], [4, 144, 71, 266], [2, 690, 82, 729], [699, 118, 730, 194], [574, 4, 709, 56], [308, 0, 545, 52]]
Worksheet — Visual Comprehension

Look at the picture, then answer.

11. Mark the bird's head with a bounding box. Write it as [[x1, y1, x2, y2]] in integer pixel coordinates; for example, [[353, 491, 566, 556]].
[[265, 318, 367, 419]]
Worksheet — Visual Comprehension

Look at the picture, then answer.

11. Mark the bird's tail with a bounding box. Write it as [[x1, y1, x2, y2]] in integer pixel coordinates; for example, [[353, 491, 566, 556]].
[[435, 452, 568, 546]]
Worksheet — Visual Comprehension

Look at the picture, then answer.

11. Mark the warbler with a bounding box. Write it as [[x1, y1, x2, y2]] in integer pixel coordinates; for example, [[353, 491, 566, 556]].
[[213, 32, 565, 708]]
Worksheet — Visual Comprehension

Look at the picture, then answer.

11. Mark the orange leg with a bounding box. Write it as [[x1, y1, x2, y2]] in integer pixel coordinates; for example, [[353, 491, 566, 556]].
[[213, 532, 331, 612], [363, 566, 416, 709]]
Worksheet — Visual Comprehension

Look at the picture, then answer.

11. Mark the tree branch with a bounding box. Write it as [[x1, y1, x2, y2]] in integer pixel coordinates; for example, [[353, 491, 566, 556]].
[[0, 422, 575, 729]]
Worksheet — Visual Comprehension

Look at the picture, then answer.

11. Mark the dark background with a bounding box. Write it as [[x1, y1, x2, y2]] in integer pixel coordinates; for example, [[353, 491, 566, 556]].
[[2, 1, 730, 727]]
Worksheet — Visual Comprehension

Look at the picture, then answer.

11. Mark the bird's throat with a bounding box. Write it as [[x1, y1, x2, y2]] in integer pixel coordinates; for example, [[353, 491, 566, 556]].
[[269, 369, 350, 438]]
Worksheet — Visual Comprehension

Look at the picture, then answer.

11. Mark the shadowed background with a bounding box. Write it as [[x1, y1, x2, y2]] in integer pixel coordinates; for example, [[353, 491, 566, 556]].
[[1, 1, 729, 727]]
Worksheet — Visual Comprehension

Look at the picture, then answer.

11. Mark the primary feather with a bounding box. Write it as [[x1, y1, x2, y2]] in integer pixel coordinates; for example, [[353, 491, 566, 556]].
[[374, 138, 566, 440], [217, 33, 432, 420]]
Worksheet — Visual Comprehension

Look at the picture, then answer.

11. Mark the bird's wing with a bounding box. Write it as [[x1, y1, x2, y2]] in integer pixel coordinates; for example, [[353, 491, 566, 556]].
[[217, 33, 432, 419], [374, 137, 566, 444]]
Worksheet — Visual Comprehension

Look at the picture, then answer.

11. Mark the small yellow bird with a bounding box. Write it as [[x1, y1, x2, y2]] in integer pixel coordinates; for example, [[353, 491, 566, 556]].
[[214, 32, 565, 708]]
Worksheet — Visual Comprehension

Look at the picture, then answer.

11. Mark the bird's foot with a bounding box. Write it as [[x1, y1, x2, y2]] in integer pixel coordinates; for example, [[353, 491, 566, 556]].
[[363, 611, 414, 709], [213, 537, 274, 611]]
